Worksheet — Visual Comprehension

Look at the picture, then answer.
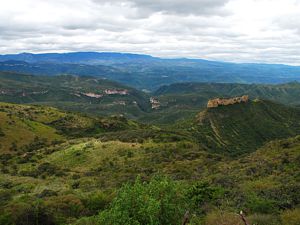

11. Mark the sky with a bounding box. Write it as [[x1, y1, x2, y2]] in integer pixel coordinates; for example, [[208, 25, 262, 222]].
[[1, 0, 300, 65]]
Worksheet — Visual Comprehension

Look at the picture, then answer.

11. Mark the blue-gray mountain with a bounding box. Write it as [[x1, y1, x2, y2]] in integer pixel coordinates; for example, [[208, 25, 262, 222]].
[[0, 52, 300, 90]]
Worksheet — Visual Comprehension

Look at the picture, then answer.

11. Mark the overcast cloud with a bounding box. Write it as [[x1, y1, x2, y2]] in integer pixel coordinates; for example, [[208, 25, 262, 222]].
[[1, 0, 300, 65]]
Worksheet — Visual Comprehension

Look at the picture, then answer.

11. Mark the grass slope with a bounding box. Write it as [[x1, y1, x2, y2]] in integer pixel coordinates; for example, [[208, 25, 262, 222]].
[[0, 102, 141, 154], [1, 132, 299, 224], [193, 100, 300, 156]]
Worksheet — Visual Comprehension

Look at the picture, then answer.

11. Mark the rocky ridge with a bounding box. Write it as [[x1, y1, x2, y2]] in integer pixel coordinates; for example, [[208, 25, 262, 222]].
[[207, 95, 249, 108]]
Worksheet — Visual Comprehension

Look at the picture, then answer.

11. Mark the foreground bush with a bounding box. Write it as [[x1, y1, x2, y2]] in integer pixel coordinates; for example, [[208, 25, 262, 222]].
[[98, 176, 187, 225]]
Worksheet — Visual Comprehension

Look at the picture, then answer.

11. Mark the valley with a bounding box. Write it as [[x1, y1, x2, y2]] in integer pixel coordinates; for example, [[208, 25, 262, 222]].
[[0, 88, 299, 224], [0, 62, 299, 225], [2, 0, 300, 222]]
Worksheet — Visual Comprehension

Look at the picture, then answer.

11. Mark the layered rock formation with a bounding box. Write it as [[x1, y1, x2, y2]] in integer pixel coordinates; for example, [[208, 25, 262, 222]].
[[207, 95, 249, 108]]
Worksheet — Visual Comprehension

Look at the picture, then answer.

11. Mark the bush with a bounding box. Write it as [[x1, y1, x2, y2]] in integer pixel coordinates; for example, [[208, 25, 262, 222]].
[[73, 216, 99, 225], [81, 191, 111, 215], [0, 189, 12, 204], [0, 128, 5, 137], [204, 210, 244, 225], [98, 176, 187, 225], [248, 214, 280, 225], [246, 194, 277, 214], [37, 162, 65, 177], [45, 194, 86, 220], [186, 181, 224, 213], [4, 200, 55, 225], [281, 208, 300, 225], [36, 189, 58, 198]]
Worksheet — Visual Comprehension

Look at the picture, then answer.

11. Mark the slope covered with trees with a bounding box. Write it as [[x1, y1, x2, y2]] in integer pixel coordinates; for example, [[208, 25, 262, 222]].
[[0, 101, 299, 224], [193, 100, 300, 155]]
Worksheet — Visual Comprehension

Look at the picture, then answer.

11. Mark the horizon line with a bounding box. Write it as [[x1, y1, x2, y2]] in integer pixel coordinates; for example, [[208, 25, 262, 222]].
[[0, 51, 299, 67]]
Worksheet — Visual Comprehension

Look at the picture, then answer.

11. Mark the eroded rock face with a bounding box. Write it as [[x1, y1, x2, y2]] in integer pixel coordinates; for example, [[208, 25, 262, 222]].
[[207, 95, 249, 108]]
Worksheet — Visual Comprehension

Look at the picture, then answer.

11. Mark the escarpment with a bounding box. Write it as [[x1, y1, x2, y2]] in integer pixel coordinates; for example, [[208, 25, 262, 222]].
[[207, 95, 249, 108]]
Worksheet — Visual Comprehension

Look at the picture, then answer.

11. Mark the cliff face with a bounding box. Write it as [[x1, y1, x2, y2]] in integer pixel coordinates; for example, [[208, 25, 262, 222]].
[[207, 95, 249, 108]]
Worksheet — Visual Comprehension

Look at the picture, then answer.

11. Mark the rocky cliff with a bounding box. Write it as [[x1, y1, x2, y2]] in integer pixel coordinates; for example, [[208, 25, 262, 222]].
[[207, 95, 249, 108]]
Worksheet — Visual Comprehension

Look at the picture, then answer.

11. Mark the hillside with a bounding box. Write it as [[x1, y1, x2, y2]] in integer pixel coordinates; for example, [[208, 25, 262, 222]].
[[193, 99, 300, 156], [2, 72, 300, 125], [142, 82, 300, 124], [1, 52, 300, 90], [0, 102, 141, 154], [155, 82, 300, 106], [0, 100, 299, 224], [0, 72, 151, 119]]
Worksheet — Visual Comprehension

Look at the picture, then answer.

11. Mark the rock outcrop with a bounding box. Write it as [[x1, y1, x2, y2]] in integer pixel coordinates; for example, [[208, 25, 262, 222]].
[[207, 95, 249, 108], [104, 89, 128, 95], [150, 97, 160, 109]]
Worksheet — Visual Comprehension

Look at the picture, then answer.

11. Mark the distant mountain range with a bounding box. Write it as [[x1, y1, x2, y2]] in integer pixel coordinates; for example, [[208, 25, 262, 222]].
[[0, 52, 300, 90]]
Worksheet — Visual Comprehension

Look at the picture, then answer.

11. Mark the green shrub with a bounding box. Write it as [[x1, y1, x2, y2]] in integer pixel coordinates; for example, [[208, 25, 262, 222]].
[[186, 181, 224, 213], [73, 216, 99, 225], [36, 189, 58, 198], [45, 194, 86, 220], [281, 208, 300, 225], [0, 128, 5, 137], [246, 195, 277, 214], [204, 210, 243, 225], [37, 162, 65, 177], [98, 176, 187, 225], [248, 213, 280, 225], [82, 191, 111, 214], [0, 189, 12, 204], [4, 199, 55, 225]]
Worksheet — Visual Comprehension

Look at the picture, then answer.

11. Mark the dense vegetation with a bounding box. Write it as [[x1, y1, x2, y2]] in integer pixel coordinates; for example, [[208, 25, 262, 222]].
[[0, 72, 151, 120], [0, 69, 299, 224], [1, 72, 300, 125], [0, 102, 143, 154], [193, 100, 300, 155], [0, 99, 299, 224], [155, 82, 300, 106]]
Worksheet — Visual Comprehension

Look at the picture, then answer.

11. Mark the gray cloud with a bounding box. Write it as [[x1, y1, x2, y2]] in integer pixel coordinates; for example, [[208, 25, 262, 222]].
[[0, 0, 300, 65], [93, 0, 230, 17]]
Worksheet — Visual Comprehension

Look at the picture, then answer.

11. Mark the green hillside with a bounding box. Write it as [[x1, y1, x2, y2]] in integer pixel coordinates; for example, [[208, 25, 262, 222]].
[[0, 102, 142, 154], [155, 82, 300, 106], [2, 72, 300, 125], [153, 82, 300, 118], [0, 93, 300, 224], [0, 72, 151, 119], [140, 82, 300, 124], [0, 103, 66, 154], [193, 99, 300, 156], [0, 101, 299, 224]]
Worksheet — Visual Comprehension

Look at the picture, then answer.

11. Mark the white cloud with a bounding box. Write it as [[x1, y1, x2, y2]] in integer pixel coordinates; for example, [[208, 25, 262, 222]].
[[0, 0, 300, 65]]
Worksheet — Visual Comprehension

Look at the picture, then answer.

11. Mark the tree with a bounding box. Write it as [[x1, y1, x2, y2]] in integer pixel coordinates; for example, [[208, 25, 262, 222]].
[[186, 181, 223, 213], [0, 128, 5, 137], [98, 176, 187, 225]]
